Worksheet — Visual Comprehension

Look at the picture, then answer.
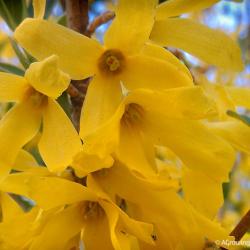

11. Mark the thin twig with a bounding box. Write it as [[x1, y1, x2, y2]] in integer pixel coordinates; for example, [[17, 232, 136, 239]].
[[86, 10, 115, 36], [230, 209, 250, 241]]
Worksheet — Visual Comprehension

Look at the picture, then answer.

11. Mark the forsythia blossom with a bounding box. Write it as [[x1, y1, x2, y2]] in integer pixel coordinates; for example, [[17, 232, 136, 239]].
[[0, 0, 248, 249]]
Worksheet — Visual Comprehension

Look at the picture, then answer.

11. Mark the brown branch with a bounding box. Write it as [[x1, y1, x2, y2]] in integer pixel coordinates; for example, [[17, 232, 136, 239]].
[[86, 10, 115, 36], [65, 0, 89, 131], [230, 209, 250, 241], [65, 0, 89, 34]]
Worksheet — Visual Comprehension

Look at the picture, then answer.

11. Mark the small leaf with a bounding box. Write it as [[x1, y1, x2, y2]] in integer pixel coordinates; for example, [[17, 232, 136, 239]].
[[0, 62, 25, 76], [0, 0, 27, 30], [227, 110, 250, 127], [9, 37, 30, 69]]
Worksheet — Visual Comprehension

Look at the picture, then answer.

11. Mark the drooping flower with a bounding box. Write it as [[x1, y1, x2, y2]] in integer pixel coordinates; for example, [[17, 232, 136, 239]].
[[0, 171, 155, 250], [79, 87, 235, 182], [0, 55, 82, 177], [14, 0, 194, 129], [92, 161, 233, 250], [200, 80, 250, 155], [150, 0, 243, 71]]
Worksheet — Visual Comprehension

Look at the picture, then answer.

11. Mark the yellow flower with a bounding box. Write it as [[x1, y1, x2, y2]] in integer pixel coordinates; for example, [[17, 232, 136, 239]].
[[151, 0, 243, 71], [0, 172, 155, 250], [92, 161, 233, 250], [200, 81, 250, 155], [0, 55, 82, 177], [14, 0, 193, 127], [80, 87, 235, 184]]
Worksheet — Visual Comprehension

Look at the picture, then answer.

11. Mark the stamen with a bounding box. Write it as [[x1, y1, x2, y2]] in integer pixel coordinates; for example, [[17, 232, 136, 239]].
[[122, 103, 145, 128], [98, 49, 125, 75]]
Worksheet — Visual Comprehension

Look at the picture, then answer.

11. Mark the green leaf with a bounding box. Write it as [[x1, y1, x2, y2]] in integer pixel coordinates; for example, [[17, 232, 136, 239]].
[[0, 62, 25, 76], [0, 0, 27, 30], [57, 92, 72, 119], [227, 110, 250, 127], [9, 37, 30, 69]]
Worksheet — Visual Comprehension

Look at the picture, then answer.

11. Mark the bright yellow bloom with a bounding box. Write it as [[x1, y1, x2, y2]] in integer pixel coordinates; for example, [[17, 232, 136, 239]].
[[92, 162, 233, 250], [151, 0, 243, 71], [80, 87, 235, 183], [14, 0, 193, 128], [0, 172, 155, 250], [0, 55, 81, 177], [200, 81, 250, 155]]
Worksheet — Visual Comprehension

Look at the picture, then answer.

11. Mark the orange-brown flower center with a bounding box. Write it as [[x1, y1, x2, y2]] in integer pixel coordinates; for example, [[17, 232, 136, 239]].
[[122, 103, 144, 128], [98, 49, 125, 75]]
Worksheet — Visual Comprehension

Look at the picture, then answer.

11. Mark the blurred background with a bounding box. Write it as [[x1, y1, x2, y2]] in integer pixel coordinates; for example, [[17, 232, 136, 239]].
[[0, 0, 249, 247]]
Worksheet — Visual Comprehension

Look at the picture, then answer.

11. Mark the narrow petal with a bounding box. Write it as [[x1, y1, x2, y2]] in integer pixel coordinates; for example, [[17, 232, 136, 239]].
[[182, 169, 223, 219], [0, 102, 41, 178], [12, 150, 39, 170], [80, 75, 123, 138], [33, 0, 46, 19], [126, 87, 217, 120], [226, 87, 250, 109], [30, 205, 84, 250], [121, 54, 193, 91], [14, 18, 103, 79], [83, 212, 114, 250], [104, 0, 157, 55], [25, 55, 70, 98], [0, 72, 29, 102], [1, 174, 97, 209], [39, 99, 82, 172], [117, 124, 157, 176], [145, 118, 235, 182], [151, 18, 243, 71], [207, 121, 250, 154], [141, 43, 192, 80], [156, 0, 219, 20], [0, 192, 24, 222]]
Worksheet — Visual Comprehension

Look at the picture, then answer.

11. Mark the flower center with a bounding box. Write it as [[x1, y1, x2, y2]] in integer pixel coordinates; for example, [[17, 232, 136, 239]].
[[98, 49, 125, 75], [83, 201, 104, 220], [122, 103, 144, 128]]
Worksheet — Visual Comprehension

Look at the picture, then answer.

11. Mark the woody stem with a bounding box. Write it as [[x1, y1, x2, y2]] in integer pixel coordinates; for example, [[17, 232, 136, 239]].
[[65, 0, 89, 131]]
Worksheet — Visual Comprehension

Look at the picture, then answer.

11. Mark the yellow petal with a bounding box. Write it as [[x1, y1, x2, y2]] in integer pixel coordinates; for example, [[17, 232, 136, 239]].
[[39, 99, 82, 172], [5, 174, 97, 209], [145, 118, 235, 182], [12, 150, 50, 176], [12, 150, 38, 170], [30, 205, 84, 250], [141, 43, 192, 80], [156, 0, 219, 20], [182, 169, 223, 219], [121, 54, 193, 91], [94, 163, 196, 249], [72, 151, 114, 178], [117, 124, 157, 176], [0, 72, 29, 102], [126, 87, 217, 120], [14, 18, 103, 79], [80, 75, 123, 138], [0, 207, 39, 249], [0, 101, 41, 178], [0, 192, 24, 222], [104, 0, 157, 55], [151, 18, 243, 71], [83, 211, 114, 250], [207, 121, 250, 154], [226, 87, 250, 109], [25, 55, 70, 98], [33, 0, 46, 19]]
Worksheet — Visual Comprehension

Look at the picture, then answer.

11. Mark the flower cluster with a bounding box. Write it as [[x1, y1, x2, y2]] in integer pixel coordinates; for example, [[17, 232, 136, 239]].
[[0, 0, 248, 249]]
